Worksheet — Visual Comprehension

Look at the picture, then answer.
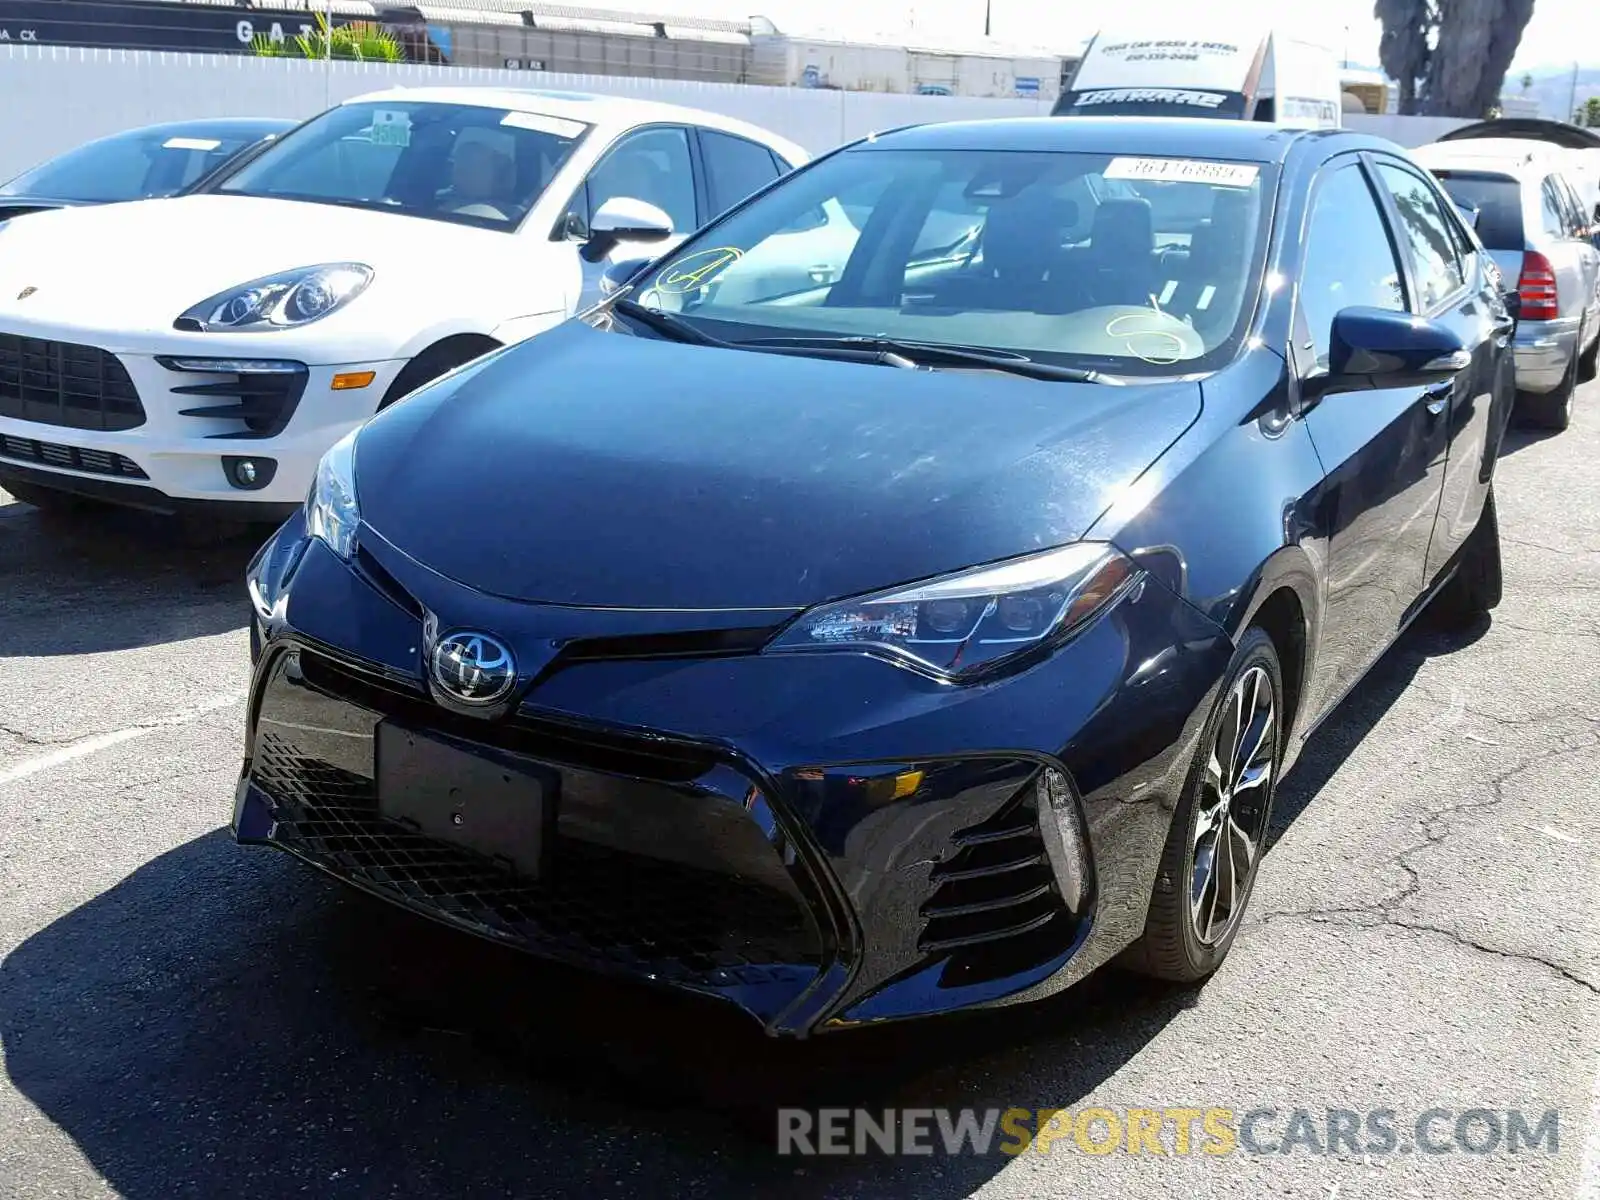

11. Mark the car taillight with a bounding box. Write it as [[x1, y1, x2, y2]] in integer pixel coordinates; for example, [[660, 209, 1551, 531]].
[[1517, 251, 1560, 321]]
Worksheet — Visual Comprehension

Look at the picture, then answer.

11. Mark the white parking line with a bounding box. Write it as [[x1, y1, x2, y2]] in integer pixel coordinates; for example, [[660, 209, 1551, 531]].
[[1541, 825, 1584, 846], [0, 691, 245, 787]]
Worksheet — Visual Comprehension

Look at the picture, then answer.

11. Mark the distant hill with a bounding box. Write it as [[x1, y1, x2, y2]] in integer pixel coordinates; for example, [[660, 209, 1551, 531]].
[[1510, 66, 1600, 120]]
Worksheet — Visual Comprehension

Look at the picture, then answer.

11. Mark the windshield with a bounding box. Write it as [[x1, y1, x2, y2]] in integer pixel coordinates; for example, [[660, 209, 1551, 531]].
[[625, 146, 1274, 377], [1, 127, 270, 202], [210, 101, 589, 231]]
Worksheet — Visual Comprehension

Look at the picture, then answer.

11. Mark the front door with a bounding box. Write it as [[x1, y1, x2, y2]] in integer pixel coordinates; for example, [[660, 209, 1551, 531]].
[[1369, 157, 1505, 585], [1292, 156, 1454, 720]]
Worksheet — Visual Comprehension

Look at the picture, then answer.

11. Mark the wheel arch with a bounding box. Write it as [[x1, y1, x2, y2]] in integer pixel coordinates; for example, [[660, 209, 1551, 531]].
[[1228, 547, 1320, 746], [379, 333, 504, 410]]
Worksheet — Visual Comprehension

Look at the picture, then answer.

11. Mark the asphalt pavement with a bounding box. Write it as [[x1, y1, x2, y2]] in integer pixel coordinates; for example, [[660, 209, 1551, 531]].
[[1, 382, 1597, 1199]]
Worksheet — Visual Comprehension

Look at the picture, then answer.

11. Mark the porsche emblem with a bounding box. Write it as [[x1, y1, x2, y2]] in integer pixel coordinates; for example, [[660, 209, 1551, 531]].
[[16, 287, 36, 301]]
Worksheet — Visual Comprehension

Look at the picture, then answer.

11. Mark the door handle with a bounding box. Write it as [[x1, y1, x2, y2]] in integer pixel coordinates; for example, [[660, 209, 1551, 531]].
[[1423, 384, 1452, 416]]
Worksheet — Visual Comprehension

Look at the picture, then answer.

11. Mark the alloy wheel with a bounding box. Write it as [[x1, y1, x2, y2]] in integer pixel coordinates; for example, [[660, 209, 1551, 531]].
[[1190, 665, 1276, 945]]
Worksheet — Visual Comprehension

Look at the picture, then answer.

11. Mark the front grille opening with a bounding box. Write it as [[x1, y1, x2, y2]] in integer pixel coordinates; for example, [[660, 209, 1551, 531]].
[[295, 648, 721, 784], [920, 776, 1080, 988], [253, 733, 821, 985], [0, 335, 145, 432], [557, 625, 778, 665], [0, 433, 147, 479]]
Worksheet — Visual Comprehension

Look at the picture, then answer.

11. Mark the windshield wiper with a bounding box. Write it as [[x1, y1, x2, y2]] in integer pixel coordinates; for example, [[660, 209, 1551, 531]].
[[737, 335, 1119, 384], [608, 300, 919, 368], [610, 298, 722, 346]]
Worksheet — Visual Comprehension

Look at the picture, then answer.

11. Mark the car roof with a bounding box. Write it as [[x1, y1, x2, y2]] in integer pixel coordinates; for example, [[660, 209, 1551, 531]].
[[1411, 138, 1573, 177], [341, 86, 809, 162], [853, 117, 1360, 164]]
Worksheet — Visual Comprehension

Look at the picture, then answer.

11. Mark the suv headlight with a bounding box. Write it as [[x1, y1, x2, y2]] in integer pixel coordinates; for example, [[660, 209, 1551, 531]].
[[177, 262, 373, 332], [305, 429, 359, 560], [765, 542, 1139, 681]]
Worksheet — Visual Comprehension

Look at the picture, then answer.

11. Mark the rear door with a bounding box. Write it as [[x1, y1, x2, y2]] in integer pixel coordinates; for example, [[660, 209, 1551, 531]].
[[1554, 172, 1600, 329], [1370, 156, 1504, 589], [1537, 173, 1591, 331]]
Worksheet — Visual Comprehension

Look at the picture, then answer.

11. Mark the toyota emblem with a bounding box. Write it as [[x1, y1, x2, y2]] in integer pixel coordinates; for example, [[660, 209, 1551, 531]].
[[430, 631, 517, 705]]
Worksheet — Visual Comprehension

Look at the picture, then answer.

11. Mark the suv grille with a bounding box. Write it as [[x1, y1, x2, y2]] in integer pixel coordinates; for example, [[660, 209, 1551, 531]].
[[0, 335, 145, 432], [0, 433, 147, 478]]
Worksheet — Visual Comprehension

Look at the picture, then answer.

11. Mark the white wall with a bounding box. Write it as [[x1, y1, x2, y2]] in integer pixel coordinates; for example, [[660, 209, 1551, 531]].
[[0, 45, 1468, 180], [0, 45, 1051, 179]]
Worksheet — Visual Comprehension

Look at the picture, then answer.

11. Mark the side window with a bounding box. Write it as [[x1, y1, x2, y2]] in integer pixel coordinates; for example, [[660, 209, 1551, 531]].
[[1375, 162, 1467, 311], [584, 126, 695, 234], [1299, 162, 1407, 367], [700, 130, 783, 214], [1554, 174, 1587, 236], [1539, 176, 1568, 237]]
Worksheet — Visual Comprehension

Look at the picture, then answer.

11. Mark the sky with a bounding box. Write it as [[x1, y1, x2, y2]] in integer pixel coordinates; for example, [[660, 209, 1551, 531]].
[[631, 0, 1598, 73]]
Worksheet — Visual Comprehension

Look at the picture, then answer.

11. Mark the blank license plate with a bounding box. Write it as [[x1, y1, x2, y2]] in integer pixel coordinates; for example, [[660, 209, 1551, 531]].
[[376, 723, 549, 879]]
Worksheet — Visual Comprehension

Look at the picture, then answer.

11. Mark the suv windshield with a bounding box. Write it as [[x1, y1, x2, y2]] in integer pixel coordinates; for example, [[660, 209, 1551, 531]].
[[1, 126, 273, 202], [210, 101, 589, 231], [625, 146, 1273, 376]]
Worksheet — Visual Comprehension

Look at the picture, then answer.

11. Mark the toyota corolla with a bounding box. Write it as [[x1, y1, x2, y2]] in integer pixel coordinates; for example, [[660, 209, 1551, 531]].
[[237, 117, 1516, 1034]]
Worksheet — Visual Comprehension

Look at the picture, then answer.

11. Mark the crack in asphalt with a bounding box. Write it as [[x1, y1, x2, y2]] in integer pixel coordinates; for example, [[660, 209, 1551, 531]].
[[1259, 727, 1600, 996]]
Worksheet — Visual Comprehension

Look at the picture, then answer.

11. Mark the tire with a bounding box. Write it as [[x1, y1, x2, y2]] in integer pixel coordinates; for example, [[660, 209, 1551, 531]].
[[1430, 486, 1504, 627], [378, 339, 498, 411], [1, 478, 102, 517], [1126, 626, 1284, 984], [1580, 324, 1599, 383], [1517, 338, 1579, 432]]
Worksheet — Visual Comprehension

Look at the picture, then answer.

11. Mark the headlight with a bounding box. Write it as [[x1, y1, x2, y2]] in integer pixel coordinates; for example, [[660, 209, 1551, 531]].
[[176, 263, 373, 332], [305, 429, 359, 560], [765, 542, 1140, 681]]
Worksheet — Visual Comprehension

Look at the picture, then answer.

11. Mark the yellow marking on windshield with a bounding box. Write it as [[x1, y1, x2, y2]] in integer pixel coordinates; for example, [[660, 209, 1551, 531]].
[[656, 246, 744, 294]]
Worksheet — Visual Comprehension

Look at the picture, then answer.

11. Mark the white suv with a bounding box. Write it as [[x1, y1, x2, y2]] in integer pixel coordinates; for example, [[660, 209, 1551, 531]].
[[0, 88, 807, 519]]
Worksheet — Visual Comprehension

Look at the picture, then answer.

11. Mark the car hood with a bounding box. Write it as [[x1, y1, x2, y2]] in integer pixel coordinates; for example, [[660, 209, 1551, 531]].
[[0, 194, 516, 328], [355, 321, 1204, 611]]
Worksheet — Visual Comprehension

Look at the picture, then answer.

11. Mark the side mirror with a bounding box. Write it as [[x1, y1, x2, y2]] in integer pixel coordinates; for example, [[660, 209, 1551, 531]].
[[581, 196, 673, 264], [1502, 288, 1521, 324], [599, 254, 655, 297], [1309, 306, 1470, 399]]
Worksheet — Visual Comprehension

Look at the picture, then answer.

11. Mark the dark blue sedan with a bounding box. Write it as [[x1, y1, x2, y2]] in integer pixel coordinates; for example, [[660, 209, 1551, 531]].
[[0, 117, 296, 221], [238, 117, 1516, 1034]]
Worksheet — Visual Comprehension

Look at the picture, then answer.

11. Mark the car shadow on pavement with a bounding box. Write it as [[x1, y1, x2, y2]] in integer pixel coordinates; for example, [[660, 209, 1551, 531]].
[[0, 829, 1198, 1199], [1498, 424, 1565, 458], [0, 501, 263, 657], [1266, 612, 1490, 847]]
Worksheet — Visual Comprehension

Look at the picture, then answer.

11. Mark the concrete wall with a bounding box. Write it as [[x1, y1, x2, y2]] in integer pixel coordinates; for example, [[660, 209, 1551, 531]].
[[0, 45, 1468, 180]]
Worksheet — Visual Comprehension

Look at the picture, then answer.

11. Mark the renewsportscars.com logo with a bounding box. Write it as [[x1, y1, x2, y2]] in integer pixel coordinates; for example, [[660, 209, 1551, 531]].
[[777, 1107, 1563, 1158]]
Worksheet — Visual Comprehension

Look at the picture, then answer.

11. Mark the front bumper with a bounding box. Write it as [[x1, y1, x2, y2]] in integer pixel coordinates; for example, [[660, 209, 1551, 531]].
[[236, 518, 1231, 1034], [0, 319, 404, 510], [1512, 316, 1580, 393]]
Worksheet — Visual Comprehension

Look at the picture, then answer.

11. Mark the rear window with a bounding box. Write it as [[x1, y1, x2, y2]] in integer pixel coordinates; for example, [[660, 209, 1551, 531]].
[[1430, 171, 1524, 249]]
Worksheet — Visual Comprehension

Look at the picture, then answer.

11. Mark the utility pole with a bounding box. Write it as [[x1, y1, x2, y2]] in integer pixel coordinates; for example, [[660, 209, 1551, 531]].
[[983, 0, 991, 37], [1570, 61, 1581, 123]]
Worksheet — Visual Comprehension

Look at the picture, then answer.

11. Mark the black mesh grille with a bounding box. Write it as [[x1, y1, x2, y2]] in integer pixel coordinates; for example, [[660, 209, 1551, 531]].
[[920, 779, 1078, 987], [0, 335, 145, 432], [253, 732, 820, 988], [0, 433, 147, 479]]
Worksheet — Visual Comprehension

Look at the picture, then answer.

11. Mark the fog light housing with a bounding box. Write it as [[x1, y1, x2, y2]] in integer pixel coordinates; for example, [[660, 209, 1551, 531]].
[[1036, 768, 1090, 912], [223, 455, 276, 491]]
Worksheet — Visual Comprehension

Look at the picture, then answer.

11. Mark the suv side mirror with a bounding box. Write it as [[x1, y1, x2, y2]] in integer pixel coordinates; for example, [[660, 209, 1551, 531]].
[[581, 196, 673, 264], [599, 254, 655, 297], [1307, 306, 1470, 399]]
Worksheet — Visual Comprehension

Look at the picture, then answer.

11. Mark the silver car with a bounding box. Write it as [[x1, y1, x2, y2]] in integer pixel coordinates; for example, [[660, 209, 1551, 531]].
[[1414, 138, 1600, 431]]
